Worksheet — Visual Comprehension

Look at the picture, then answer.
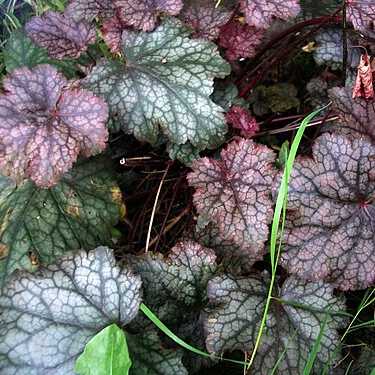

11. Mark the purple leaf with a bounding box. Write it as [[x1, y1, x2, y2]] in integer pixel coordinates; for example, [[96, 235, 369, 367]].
[[0, 64, 109, 188], [281, 133, 375, 290], [225, 105, 259, 137], [180, 0, 232, 40], [218, 19, 264, 61], [65, 0, 116, 22], [101, 14, 128, 53], [25, 11, 96, 59], [240, 0, 301, 29], [347, 0, 375, 37], [187, 138, 277, 255], [115, 0, 184, 31], [329, 86, 375, 143]]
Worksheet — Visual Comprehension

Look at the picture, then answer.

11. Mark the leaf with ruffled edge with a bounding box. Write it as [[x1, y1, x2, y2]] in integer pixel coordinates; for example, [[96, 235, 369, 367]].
[[101, 15, 127, 53], [115, 0, 183, 31], [329, 86, 375, 143], [0, 64, 108, 188], [25, 11, 96, 59], [225, 105, 259, 137], [128, 330, 188, 375], [204, 274, 347, 374], [347, 0, 375, 37], [180, 0, 232, 40], [0, 246, 142, 375], [187, 138, 276, 257], [84, 18, 230, 151], [65, 0, 115, 22], [240, 0, 301, 29], [281, 133, 375, 290], [0, 157, 122, 288], [193, 214, 261, 274], [218, 19, 264, 61], [127, 240, 217, 324]]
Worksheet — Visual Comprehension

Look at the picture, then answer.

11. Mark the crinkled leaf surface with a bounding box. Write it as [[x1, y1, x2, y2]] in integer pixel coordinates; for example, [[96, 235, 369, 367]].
[[281, 133, 375, 290], [65, 0, 115, 22], [84, 18, 230, 150], [329, 86, 375, 143], [194, 214, 262, 274], [180, 0, 232, 40], [115, 0, 183, 31], [240, 0, 301, 29], [313, 28, 360, 70], [225, 105, 259, 137], [205, 274, 347, 374], [25, 11, 96, 59], [0, 247, 142, 375], [127, 240, 217, 323], [347, 0, 375, 37], [3, 30, 49, 72], [101, 15, 126, 53], [187, 138, 276, 254], [211, 82, 249, 111], [128, 330, 188, 375], [0, 64, 108, 188], [0, 157, 121, 288], [167, 142, 200, 166], [218, 19, 264, 61], [75, 324, 132, 375]]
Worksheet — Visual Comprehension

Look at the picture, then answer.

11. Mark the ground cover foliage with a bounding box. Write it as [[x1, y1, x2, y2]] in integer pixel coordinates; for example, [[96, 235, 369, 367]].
[[0, 0, 374, 374]]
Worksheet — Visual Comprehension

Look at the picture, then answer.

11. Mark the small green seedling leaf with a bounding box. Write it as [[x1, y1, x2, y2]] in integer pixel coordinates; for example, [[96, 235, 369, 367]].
[[75, 324, 132, 375]]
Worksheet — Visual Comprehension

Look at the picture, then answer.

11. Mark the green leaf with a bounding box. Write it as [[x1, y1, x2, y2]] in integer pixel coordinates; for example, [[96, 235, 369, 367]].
[[84, 18, 230, 151], [3, 29, 49, 72], [75, 324, 132, 375], [0, 157, 122, 287]]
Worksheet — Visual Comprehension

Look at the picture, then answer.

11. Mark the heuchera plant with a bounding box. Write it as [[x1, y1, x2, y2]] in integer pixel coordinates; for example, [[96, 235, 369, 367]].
[[0, 0, 374, 374]]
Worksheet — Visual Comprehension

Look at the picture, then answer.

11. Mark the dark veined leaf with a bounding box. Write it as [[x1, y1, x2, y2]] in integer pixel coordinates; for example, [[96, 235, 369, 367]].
[[0, 157, 122, 288], [313, 27, 360, 70], [128, 330, 188, 375], [180, 0, 232, 40], [204, 274, 347, 374], [193, 214, 261, 274], [115, 0, 183, 31], [211, 81, 249, 110], [187, 138, 277, 256], [75, 324, 132, 375], [346, 0, 375, 37], [127, 240, 217, 324], [329, 86, 375, 143], [167, 142, 200, 166], [225, 105, 259, 137], [281, 133, 375, 290], [101, 15, 126, 53], [0, 64, 108, 188], [65, 0, 116, 22], [84, 18, 230, 151], [25, 11, 96, 59], [240, 0, 301, 29], [218, 19, 264, 61], [3, 29, 49, 72], [0, 247, 142, 375]]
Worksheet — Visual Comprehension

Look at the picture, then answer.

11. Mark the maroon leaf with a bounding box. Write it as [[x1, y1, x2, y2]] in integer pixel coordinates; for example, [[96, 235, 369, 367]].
[[65, 0, 116, 22], [218, 19, 264, 61], [25, 11, 96, 59], [101, 14, 127, 53], [347, 0, 375, 37], [180, 0, 232, 40], [0, 64, 109, 188], [225, 105, 259, 138], [187, 138, 276, 255], [329, 86, 375, 143], [281, 133, 375, 290], [240, 0, 301, 29], [115, 0, 184, 31]]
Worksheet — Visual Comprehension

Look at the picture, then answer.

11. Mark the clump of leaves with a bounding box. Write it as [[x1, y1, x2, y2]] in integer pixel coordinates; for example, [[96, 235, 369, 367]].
[[204, 273, 347, 374], [0, 64, 108, 187], [280, 133, 375, 290], [188, 138, 277, 259], [225, 105, 259, 137]]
